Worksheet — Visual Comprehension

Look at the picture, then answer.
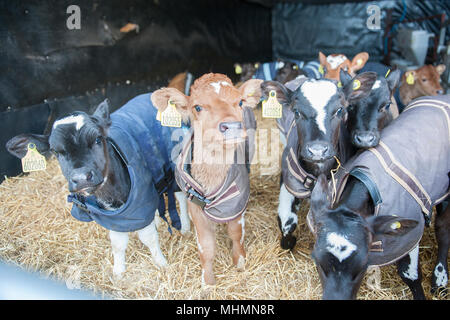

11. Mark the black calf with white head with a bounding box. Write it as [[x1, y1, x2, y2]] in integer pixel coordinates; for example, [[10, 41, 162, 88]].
[[309, 174, 422, 300], [6, 99, 190, 277], [8, 100, 130, 209], [261, 74, 376, 250], [340, 69, 401, 149]]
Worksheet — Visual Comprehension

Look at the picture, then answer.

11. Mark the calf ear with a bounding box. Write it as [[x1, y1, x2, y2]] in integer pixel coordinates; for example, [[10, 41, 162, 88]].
[[386, 69, 402, 92], [239, 79, 263, 108], [285, 77, 307, 91], [260, 81, 291, 105], [318, 51, 328, 67], [6, 134, 50, 159], [366, 215, 419, 236], [151, 87, 190, 122], [350, 52, 369, 73], [436, 64, 446, 75], [343, 72, 377, 104], [93, 99, 112, 127], [339, 69, 353, 87]]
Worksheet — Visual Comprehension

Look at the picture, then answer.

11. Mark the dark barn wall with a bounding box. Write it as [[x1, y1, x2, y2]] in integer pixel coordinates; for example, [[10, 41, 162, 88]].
[[0, 0, 272, 180], [272, 0, 449, 62]]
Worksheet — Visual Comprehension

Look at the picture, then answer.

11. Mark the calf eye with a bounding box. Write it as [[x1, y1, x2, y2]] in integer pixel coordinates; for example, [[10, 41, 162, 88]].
[[294, 110, 301, 119], [422, 78, 427, 82], [334, 107, 343, 117], [239, 100, 243, 107], [194, 105, 202, 112], [95, 136, 103, 145], [380, 103, 391, 111]]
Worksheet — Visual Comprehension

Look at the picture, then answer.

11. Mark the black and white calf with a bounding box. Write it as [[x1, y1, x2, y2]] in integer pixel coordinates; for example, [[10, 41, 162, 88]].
[[261, 73, 377, 250], [339, 69, 402, 149], [308, 96, 450, 299], [6, 95, 191, 277]]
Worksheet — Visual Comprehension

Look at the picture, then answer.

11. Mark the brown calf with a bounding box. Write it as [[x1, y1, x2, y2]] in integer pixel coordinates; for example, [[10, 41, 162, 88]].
[[399, 64, 446, 105], [319, 51, 369, 81], [151, 73, 262, 285]]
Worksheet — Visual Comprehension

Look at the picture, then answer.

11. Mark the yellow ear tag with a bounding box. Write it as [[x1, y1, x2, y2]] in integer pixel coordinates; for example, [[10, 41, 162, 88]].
[[21, 143, 46, 173], [160, 100, 181, 128], [235, 65, 242, 75], [385, 69, 391, 78], [254, 63, 260, 69], [319, 65, 325, 75], [356, 58, 363, 66], [406, 72, 415, 85], [293, 64, 299, 70], [262, 90, 282, 119], [353, 79, 361, 90], [337, 81, 343, 88], [390, 221, 401, 230], [156, 109, 162, 121]]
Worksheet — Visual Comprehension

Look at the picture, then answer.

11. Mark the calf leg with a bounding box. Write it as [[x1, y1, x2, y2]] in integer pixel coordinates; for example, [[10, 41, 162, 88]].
[[396, 245, 426, 300], [278, 182, 300, 250], [431, 202, 449, 295], [175, 191, 191, 234], [109, 230, 129, 277], [227, 213, 246, 270], [137, 219, 167, 268], [190, 204, 216, 286]]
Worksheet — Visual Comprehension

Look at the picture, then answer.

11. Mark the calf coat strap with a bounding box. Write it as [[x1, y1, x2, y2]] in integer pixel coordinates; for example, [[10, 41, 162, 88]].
[[369, 141, 433, 224], [277, 107, 317, 198], [175, 107, 255, 223]]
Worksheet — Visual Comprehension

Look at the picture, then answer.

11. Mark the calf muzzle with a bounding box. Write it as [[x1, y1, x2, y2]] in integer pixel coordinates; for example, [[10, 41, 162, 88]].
[[69, 168, 102, 193], [219, 121, 244, 141], [352, 131, 379, 149], [304, 141, 334, 161]]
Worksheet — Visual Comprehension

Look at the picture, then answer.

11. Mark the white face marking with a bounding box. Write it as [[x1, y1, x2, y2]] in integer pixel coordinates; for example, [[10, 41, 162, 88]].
[[326, 55, 347, 70], [326, 232, 357, 263], [276, 61, 285, 69], [210, 81, 230, 94], [301, 80, 337, 134], [278, 184, 298, 236], [53, 115, 85, 131], [372, 80, 381, 90], [434, 262, 448, 287], [402, 245, 419, 281]]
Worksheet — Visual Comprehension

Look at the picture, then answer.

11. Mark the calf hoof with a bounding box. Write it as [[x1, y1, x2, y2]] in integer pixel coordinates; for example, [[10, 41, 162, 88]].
[[113, 265, 126, 279], [201, 270, 216, 287], [180, 225, 191, 236], [280, 234, 297, 250], [431, 286, 448, 297], [154, 255, 168, 268], [235, 255, 245, 270]]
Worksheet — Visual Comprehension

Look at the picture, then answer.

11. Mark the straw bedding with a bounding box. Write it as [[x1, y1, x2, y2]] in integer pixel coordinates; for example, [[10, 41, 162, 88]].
[[0, 112, 448, 300]]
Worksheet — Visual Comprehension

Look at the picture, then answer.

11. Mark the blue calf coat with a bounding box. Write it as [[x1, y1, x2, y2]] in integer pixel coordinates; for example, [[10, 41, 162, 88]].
[[68, 93, 186, 232]]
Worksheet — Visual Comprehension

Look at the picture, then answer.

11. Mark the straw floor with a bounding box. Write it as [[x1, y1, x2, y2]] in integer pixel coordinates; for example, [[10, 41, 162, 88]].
[[0, 112, 448, 300]]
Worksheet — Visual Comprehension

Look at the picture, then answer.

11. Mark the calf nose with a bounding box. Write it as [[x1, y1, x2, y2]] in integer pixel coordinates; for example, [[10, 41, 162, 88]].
[[436, 89, 443, 95], [306, 142, 329, 160], [70, 170, 94, 191], [354, 132, 377, 148], [219, 121, 242, 133]]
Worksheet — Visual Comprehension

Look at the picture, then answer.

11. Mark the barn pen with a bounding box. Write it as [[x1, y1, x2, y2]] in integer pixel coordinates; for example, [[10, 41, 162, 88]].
[[0, 0, 449, 300]]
